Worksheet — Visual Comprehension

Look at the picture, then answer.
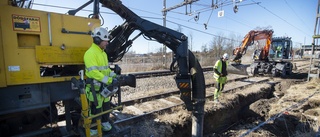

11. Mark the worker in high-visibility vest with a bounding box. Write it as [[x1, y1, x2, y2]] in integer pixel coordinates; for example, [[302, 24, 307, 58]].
[[213, 53, 229, 103], [276, 45, 282, 58], [84, 27, 117, 136]]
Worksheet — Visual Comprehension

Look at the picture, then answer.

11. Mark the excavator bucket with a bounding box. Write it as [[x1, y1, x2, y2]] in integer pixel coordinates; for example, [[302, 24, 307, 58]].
[[227, 63, 250, 75]]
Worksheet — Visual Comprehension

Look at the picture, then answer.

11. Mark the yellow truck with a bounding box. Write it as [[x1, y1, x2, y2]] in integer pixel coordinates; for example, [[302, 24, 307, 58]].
[[0, 1, 100, 136]]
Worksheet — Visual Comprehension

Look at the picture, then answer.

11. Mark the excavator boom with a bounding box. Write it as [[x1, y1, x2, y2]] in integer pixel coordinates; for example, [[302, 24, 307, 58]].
[[99, 0, 206, 136], [232, 29, 273, 63]]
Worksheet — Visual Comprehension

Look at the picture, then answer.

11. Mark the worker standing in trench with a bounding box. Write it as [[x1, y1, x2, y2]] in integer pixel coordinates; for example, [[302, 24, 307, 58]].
[[213, 53, 229, 103]]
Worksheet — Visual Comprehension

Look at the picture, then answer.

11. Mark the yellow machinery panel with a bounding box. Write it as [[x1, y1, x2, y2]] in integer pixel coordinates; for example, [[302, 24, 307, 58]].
[[0, 5, 100, 87], [35, 46, 88, 64]]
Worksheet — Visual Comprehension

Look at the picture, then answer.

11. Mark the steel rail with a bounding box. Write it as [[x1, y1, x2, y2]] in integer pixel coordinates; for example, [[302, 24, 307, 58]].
[[130, 58, 307, 79], [130, 67, 213, 78], [120, 75, 249, 107]]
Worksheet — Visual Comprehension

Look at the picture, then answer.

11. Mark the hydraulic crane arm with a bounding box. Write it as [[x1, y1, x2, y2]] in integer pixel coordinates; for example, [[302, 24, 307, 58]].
[[232, 29, 273, 63], [101, 0, 187, 62], [99, 0, 205, 113]]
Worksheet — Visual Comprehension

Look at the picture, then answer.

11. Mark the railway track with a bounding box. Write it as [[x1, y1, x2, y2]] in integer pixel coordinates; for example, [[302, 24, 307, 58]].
[[130, 67, 213, 79], [130, 59, 310, 79]]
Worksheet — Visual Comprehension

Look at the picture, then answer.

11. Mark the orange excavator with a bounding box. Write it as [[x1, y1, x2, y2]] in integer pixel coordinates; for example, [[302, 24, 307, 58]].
[[233, 29, 273, 63], [231, 29, 293, 77]]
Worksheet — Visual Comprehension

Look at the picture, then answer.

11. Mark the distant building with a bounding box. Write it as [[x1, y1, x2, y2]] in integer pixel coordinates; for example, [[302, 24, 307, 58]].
[[300, 45, 320, 58]]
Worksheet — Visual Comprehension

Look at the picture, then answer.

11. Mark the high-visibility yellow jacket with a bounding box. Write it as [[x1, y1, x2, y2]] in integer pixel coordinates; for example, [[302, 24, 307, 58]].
[[277, 45, 282, 51], [84, 43, 114, 108], [213, 59, 228, 83]]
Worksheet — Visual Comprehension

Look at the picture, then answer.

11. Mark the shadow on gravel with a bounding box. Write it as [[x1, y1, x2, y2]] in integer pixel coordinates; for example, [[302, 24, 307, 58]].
[[280, 72, 308, 80]]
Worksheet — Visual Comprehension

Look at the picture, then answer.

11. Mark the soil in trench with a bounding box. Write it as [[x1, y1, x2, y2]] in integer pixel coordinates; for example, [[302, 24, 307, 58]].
[[124, 77, 320, 137]]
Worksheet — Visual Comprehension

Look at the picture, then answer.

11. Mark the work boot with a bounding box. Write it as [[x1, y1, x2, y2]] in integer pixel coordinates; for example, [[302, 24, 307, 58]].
[[214, 99, 219, 103], [90, 129, 98, 136], [102, 122, 112, 131]]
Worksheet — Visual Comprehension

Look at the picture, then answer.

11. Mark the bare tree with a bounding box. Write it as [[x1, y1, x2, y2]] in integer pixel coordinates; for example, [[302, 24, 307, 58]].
[[210, 33, 225, 58], [156, 46, 164, 54], [254, 25, 273, 31], [201, 44, 208, 53], [236, 34, 243, 47], [224, 33, 237, 55]]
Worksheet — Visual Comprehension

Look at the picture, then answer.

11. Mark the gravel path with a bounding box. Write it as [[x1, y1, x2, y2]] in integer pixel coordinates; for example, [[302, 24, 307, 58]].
[[118, 72, 244, 101]]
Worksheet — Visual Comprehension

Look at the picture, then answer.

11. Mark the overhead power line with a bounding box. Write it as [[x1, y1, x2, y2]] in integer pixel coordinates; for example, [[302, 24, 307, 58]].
[[162, 0, 259, 33], [283, 0, 313, 32], [162, 0, 199, 13], [33, 1, 253, 43], [224, 15, 252, 29], [128, 5, 245, 37], [145, 15, 244, 37], [31, 2, 244, 36], [166, 20, 242, 43], [251, 0, 312, 37], [32, 3, 115, 15]]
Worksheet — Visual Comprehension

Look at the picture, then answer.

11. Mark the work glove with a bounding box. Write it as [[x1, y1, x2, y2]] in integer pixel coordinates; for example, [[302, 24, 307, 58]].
[[110, 72, 117, 78], [111, 78, 119, 87]]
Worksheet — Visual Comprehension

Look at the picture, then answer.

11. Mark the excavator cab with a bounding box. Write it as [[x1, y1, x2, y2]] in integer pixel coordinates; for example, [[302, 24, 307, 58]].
[[269, 37, 292, 60]]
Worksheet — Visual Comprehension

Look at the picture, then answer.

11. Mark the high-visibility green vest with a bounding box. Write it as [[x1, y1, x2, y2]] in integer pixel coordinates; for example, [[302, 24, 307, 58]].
[[213, 59, 228, 83], [277, 46, 282, 51], [84, 43, 113, 108]]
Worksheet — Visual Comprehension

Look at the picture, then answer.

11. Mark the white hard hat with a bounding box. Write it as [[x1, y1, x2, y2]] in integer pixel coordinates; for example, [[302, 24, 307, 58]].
[[222, 53, 229, 60], [91, 27, 109, 41]]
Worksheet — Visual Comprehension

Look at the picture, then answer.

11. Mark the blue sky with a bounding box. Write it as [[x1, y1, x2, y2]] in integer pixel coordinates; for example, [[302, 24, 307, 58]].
[[32, 0, 317, 54]]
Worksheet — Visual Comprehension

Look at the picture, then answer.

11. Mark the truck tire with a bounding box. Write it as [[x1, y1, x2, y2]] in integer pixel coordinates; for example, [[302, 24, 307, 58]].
[[281, 67, 286, 77], [271, 68, 278, 77], [286, 65, 293, 75]]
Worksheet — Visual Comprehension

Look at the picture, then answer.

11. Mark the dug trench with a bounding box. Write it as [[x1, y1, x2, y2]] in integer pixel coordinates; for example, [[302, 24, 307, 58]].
[[126, 77, 317, 137], [161, 82, 277, 137]]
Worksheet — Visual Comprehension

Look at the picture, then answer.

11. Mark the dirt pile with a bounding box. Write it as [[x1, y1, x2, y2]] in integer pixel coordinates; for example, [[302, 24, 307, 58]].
[[219, 79, 320, 137]]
